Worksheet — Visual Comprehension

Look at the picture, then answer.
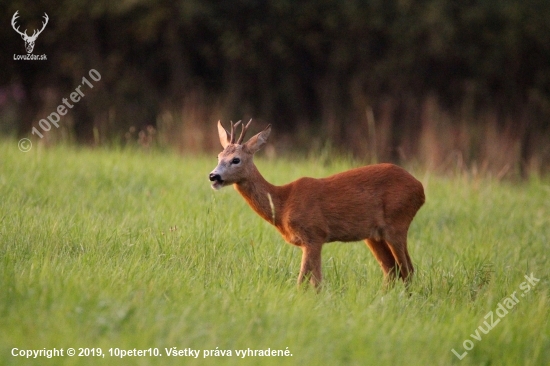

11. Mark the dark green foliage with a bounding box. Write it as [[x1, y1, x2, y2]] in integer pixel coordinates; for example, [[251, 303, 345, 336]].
[[2, 1, 550, 171]]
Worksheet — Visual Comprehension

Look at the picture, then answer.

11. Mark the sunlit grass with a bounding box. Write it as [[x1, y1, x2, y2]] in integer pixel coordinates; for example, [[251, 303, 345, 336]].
[[0, 140, 548, 365]]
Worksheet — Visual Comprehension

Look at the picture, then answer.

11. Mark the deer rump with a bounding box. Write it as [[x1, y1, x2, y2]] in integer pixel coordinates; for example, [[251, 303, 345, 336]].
[[276, 163, 425, 246]]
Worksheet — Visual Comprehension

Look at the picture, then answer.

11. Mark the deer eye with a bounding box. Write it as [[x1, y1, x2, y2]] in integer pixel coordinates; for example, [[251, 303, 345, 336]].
[[231, 158, 241, 165]]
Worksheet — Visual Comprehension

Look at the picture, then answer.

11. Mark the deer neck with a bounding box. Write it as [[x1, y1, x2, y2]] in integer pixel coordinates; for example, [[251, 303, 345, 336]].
[[234, 164, 284, 226]]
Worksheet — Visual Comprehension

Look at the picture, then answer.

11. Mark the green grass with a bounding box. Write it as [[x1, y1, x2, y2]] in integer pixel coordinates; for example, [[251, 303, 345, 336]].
[[1, 140, 549, 365]]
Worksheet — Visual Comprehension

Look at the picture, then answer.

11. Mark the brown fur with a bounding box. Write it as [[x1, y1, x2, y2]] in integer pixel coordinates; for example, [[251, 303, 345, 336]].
[[210, 122, 425, 289]]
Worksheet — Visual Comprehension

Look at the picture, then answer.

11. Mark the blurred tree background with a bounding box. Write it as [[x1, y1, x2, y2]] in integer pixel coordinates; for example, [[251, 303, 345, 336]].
[[1, 0, 549, 176]]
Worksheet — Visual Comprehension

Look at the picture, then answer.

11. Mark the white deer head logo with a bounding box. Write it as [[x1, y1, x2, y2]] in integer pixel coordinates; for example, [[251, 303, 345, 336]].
[[11, 11, 49, 54]]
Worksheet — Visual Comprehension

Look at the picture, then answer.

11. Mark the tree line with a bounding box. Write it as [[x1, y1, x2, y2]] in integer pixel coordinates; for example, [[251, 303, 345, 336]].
[[2, 0, 549, 175]]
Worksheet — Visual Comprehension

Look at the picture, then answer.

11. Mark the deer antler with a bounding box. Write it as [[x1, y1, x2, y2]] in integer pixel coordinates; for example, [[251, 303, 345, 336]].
[[236, 119, 253, 144], [229, 120, 242, 144], [11, 12, 48, 40], [11, 11, 26, 37], [30, 13, 49, 40]]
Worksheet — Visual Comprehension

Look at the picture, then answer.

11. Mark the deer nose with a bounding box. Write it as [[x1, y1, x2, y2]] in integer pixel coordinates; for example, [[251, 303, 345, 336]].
[[209, 173, 222, 182]]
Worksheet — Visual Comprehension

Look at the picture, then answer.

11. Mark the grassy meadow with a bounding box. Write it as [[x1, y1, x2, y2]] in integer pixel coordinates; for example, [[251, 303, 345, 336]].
[[0, 140, 548, 365]]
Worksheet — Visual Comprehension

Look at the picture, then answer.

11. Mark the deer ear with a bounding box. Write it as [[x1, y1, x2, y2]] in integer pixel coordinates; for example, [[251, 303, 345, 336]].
[[217, 121, 231, 148], [244, 124, 271, 154]]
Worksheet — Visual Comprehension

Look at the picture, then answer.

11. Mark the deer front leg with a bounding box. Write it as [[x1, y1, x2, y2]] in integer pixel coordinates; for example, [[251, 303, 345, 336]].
[[298, 244, 322, 289]]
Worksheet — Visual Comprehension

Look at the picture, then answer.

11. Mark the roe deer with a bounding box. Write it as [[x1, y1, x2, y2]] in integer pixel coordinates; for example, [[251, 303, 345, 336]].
[[209, 120, 425, 289]]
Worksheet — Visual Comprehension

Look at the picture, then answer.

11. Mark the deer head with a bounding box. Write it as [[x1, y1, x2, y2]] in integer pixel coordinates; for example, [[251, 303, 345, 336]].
[[209, 119, 271, 190], [12, 11, 49, 54]]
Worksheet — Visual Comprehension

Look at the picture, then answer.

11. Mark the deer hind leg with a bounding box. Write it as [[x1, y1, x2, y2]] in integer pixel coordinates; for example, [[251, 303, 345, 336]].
[[298, 244, 322, 289], [365, 239, 399, 285], [404, 246, 414, 277], [384, 236, 414, 284]]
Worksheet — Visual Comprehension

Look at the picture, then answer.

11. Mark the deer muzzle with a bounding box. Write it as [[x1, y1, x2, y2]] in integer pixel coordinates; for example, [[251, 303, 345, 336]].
[[209, 172, 224, 190]]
